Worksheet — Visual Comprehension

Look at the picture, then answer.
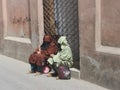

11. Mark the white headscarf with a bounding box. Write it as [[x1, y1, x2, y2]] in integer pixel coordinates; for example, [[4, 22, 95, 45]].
[[58, 36, 69, 49]]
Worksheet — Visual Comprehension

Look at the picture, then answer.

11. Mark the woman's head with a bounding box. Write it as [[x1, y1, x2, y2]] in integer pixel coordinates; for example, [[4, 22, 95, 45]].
[[57, 36, 69, 51], [41, 35, 53, 50], [58, 36, 68, 45], [43, 35, 53, 43]]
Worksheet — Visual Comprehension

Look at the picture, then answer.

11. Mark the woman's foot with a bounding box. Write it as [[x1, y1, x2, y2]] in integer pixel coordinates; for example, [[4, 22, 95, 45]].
[[56, 76, 59, 80], [27, 71, 35, 74], [47, 73, 58, 77], [34, 72, 41, 76], [47, 73, 52, 77]]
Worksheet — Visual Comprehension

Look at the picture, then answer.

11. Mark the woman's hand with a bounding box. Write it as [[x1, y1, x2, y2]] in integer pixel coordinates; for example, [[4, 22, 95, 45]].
[[34, 48, 41, 54], [36, 51, 41, 54], [50, 54, 55, 58]]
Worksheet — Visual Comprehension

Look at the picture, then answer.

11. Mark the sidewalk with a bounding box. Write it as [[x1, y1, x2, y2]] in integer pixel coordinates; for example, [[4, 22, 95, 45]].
[[0, 54, 109, 90]]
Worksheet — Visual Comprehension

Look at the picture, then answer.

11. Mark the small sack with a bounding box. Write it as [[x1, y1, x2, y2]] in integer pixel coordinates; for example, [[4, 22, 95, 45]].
[[42, 60, 51, 74], [42, 66, 51, 74], [57, 65, 71, 79]]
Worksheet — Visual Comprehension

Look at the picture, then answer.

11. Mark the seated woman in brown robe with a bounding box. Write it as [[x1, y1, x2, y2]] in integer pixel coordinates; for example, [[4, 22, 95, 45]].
[[28, 35, 58, 75]]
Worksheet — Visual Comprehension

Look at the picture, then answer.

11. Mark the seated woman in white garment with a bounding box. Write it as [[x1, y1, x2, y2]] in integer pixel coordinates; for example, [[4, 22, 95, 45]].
[[47, 36, 73, 79]]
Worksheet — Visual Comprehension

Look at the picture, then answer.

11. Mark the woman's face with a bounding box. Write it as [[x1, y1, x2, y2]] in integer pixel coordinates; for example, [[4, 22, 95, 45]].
[[40, 41, 51, 50], [57, 43, 62, 51]]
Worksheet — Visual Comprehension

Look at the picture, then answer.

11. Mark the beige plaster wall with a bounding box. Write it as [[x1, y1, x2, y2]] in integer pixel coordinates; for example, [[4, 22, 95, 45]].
[[78, 0, 120, 90], [0, 0, 44, 62]]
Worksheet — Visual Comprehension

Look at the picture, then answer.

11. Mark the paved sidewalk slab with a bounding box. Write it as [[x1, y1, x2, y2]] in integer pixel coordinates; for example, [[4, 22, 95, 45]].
[[0, 54, 109, 90]]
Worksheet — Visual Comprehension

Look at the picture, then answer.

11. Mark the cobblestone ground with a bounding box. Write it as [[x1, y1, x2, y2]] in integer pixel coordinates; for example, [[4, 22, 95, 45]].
[[0, 54, 109, 90]]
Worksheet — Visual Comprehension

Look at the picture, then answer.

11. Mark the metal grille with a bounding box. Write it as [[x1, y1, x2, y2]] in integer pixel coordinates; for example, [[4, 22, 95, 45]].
[[43, 0, 56, 35], [43, 0, 80, 69]]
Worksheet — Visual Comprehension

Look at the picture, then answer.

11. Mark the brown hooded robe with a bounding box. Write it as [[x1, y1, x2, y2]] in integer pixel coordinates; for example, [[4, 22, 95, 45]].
[[29, 35, 58, 66]]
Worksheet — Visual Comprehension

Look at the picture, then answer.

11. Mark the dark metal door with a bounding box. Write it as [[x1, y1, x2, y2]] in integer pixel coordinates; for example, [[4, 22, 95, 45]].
[[43, 0, 80, 69]]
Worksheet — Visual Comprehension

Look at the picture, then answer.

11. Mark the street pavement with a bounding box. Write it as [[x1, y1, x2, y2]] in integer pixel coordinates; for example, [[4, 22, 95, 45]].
[[0, 54, 109, 90]]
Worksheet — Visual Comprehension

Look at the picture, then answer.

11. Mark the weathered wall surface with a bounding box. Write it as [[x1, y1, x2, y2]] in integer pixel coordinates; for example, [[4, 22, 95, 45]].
[[0, 0, 3, 53], [0, 0, 44, 62], [79, 0, 120, 90]]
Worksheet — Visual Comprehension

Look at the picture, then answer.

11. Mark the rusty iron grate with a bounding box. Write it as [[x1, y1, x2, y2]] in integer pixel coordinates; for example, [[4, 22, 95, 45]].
[[43, 0, 56, 35]]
